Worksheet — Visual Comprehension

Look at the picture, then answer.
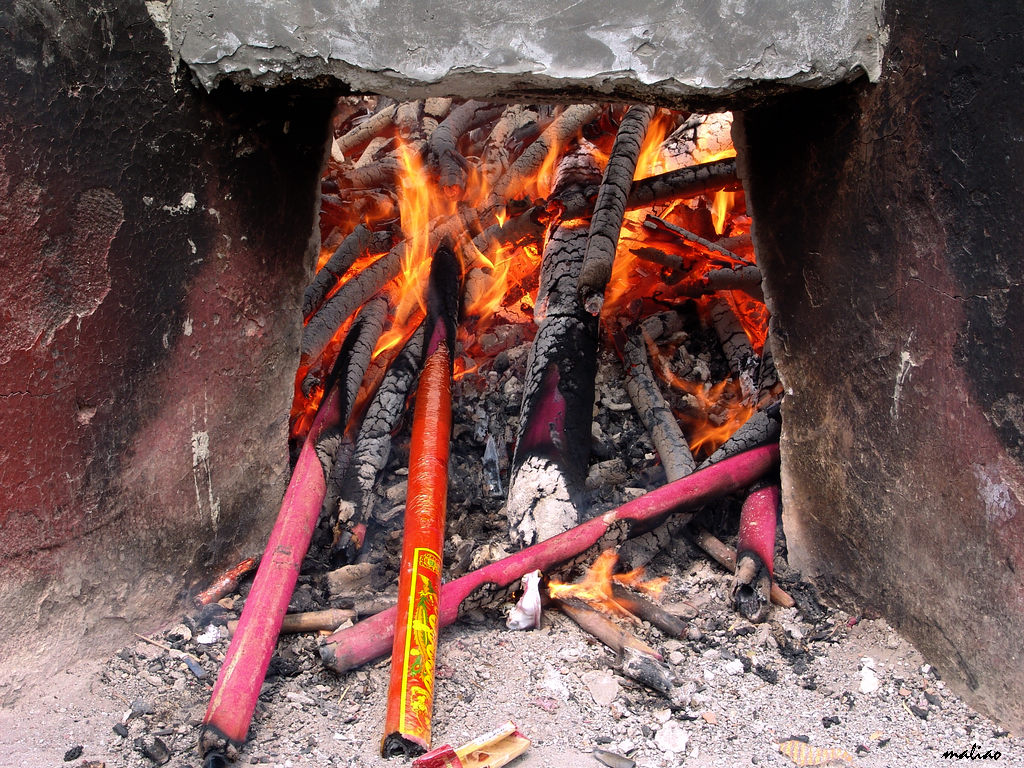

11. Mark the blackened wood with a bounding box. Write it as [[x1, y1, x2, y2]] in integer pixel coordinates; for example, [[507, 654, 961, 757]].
[[670, 265, 764, 302], [643, 214, 751, 266], [487, 104, 602, 218], [342, 157, 403, 190], [623, 312, 696, 482], [481, 105, 542, 184], [685, 523, 794, 608], [698, 402, 781, 469], [355, 136, 393, 168], [757, 335, 782, 401], [620, 645, 676, 697], [303, 225, 394, 318], [708, 297, 760, 399], [610, 582, 687, 638], [395, 101, 423, 140], [627, 158, 739, 210], [428, 100, 504, 199], [578, 105, 656, 315], [333, 103, 399, 160], [421, 97, 453, 137], [506, 150, 601, 547], [314, 295, 390, 491], [662, 112, 734, 167], [336, 323, 426, 541]]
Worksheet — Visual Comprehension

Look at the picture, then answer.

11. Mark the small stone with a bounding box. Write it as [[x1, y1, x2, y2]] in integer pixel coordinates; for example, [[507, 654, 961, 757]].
[[113, 723, 129, 737], [654, 720, 690, 753], [909, 703, 930, 720], [668, 651, 685, 665], [686, 626, 703, 641], [63, 745, 83, 761], [860, 666, 880, 694], [653, 708, 672, 724], [135, 736, 171, 765], [582, 669, 620, 706], [724, 659, 745, 676], [130, 698, 155, 716]]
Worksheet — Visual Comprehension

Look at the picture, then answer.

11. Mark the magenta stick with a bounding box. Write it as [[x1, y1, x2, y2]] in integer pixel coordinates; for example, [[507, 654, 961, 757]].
[[199, 385, 341, 763], [321, 442, 779, 674], [737, 484, 780, 577]]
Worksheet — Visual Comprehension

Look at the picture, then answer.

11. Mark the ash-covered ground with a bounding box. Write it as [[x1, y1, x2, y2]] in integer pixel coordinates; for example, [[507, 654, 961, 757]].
[[1, 345, 1020, 768]]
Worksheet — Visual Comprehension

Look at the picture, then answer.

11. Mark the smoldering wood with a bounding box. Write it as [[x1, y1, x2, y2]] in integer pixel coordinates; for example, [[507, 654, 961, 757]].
[[661, 112, 734, 168], [333, 103, 399, 160], [335, 323, 426, 554], [578, 105, 656, 315], [341, 158, 403, 190], [314, 295, 389, 496], [303, 225, 394, 319], [756, 335, 782, 402], [554, 596, 662, 659], [320, 443, 780, 673], [302, 207, 485, 366], [643, 214, 751, 266], [355, 136, 393, 168], [193, 556, 259, 608], [671, 265, 764, 302], [320, 190, 398, 230], [610, 582, 687, 638], [421, 97, 453, 136], [506, 149, 600, 548], [428, 100, 505, 199], [395, 101, 423, 140], [708, 297, 760, 400], [732, 484, 780, 623], [622, 311, 696, 483], [698, 402, 781, 470]]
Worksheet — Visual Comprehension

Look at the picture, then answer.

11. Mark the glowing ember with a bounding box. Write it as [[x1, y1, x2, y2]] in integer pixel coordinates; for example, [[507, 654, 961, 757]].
[[548, 550, 668, 619]]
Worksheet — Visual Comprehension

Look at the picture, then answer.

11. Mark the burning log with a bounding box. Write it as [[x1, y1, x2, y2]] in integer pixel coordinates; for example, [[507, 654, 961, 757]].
[[622, 311, 696, 482], [320, 443, 780, 674], [554, 596, 661, 659], [698, 402, 781, 469], [355, 135, 393, 168], [662, 112, 734, 168], [731, 483, 780, 622], [192, 556, 259, 609], [623, 158, 739, 212], [303, 224, 394, 319], [382, 244, 461, 758], [333, 322, 426, 560], [671, 265, 764, 302], [427, 100, 504, 199], [685, 524, 794, 608], [577, 104, 656, 315], [506, 147, 601, 547], [199, 352, 351, 765], [316, 295, 390, 514], [226, 608, 356, 636]]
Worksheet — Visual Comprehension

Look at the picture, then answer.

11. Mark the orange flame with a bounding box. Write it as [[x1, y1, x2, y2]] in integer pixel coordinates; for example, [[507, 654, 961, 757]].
[[548, 550, 668, 618]]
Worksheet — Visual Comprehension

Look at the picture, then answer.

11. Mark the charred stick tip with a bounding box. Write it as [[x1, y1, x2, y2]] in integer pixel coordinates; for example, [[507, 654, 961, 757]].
[[422, 242, 462, 360]]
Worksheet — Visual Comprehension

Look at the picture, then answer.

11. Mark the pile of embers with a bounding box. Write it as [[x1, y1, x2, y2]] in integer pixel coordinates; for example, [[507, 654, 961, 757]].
[[194, 98, 789, 766]]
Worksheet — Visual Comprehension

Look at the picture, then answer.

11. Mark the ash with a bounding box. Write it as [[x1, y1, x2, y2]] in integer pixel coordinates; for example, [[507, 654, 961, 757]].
[[4, 341, 1019, 767]]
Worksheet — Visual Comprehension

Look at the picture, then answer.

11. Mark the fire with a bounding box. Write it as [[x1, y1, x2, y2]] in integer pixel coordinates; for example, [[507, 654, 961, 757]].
[[548, 550, 668, 618], [296, 100, 772, 459]]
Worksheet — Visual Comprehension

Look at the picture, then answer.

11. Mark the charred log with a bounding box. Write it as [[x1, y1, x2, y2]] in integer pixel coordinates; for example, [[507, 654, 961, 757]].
[[622, 311, 696, 483], [303, 225, 394, 319], [578, 104, 656, 315], [427, 100, 504, 199]]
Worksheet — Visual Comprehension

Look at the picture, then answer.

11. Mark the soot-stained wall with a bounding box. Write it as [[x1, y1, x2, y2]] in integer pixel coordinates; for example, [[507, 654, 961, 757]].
[[0, 0, 335, 700], [737, 0, 1024, 730]]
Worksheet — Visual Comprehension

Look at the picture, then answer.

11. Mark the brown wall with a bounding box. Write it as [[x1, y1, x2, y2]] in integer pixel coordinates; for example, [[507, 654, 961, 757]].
[[0, 1, 336, 700], [737, 1, 1024, 730]]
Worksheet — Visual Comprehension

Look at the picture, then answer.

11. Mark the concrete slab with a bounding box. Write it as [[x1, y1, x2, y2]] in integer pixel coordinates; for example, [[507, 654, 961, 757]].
[[166, 0, 884, 103]]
